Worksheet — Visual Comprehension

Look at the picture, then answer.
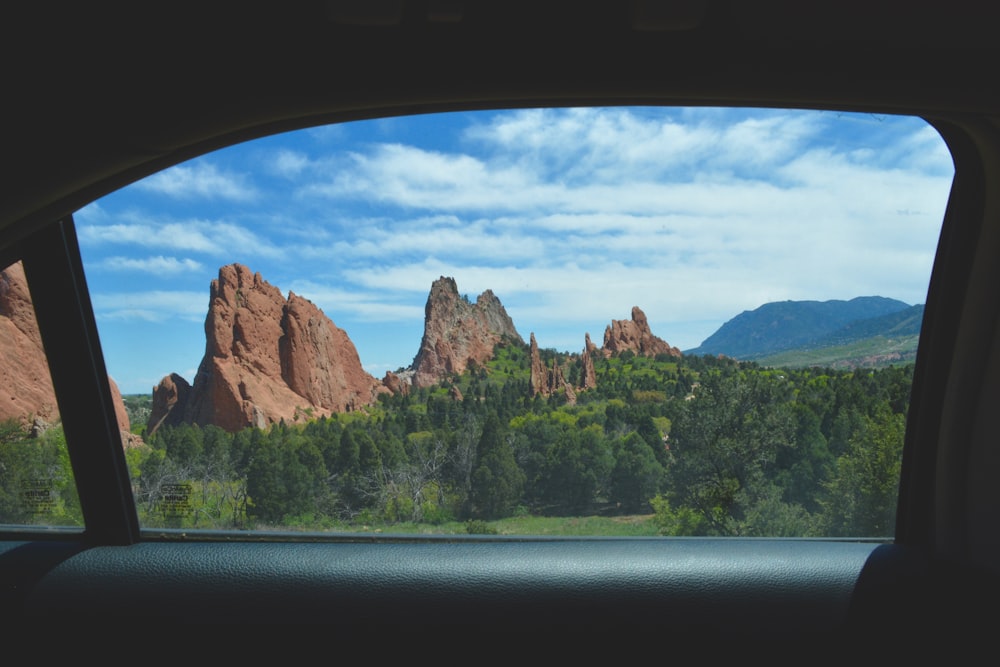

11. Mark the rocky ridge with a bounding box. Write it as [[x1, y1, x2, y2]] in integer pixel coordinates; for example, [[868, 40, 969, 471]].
[[145, 270, 682, 430], [527, 308, 673, 404], [4, 257, 684, 438]]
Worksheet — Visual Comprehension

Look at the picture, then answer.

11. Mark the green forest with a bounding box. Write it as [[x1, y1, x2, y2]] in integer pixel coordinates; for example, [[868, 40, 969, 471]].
[[0, 344, 911, 537]]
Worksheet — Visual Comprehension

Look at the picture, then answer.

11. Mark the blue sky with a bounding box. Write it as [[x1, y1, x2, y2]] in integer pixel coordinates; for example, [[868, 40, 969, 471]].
[[73, 107, 955, 395]]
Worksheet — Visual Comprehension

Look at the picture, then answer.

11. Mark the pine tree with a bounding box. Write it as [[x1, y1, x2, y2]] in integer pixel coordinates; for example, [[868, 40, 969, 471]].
[[470, 411, 525, 519]]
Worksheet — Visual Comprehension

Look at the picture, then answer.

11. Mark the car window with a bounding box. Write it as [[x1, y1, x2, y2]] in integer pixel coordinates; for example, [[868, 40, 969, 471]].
[[66, 106, 953, 537], [0, 260, 84, 530]]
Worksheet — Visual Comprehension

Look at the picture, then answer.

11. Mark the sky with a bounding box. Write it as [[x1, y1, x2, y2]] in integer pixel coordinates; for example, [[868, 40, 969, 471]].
[[72, 106, 956, 395]]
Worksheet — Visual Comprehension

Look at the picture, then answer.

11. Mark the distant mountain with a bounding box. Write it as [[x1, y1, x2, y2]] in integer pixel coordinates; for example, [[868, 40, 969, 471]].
[[684, 297, 916, 360], [811, 304, 924, 348]]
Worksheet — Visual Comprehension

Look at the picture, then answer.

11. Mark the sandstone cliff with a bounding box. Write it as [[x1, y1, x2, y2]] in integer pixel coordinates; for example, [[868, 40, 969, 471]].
[[580, 334, 598, 390], [0, 261, 134, 443], [410, 276, 523, 388], [145, 270, 683, 432], [0, 261, 57, 427], [529, 332, 578, 404], [149, 263, 388, 434], [602, 306, 682, 359]]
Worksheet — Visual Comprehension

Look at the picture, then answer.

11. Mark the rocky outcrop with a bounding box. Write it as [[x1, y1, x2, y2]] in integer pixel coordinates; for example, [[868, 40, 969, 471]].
[[0, 261, 136, 445], [382, 370, 411, 396], [410, 276, 523, 388], [528, 333, 579, 405], [0, 261, 57, 427], [159, 263, 388, 434], [107, 375, 142, 447], [147, 373, 192, 436], [580, 340, 597, 391], [528, 333, 548, 397], [602, 306, 682, 359]]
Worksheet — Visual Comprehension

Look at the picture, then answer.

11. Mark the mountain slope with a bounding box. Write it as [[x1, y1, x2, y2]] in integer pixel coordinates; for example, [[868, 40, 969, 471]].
[[812, 304, 924, 347], [752, 304, 925, 369], [684, 296, 913, 359]]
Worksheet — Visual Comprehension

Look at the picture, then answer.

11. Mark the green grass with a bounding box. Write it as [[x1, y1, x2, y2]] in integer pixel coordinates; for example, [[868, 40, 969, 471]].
[[317, 514, 661, 537], [755, 334, 920, 370]]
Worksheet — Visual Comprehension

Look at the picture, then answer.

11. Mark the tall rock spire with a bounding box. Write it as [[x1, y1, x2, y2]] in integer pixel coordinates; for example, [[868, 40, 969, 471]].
[[410, 276, 523, 388]]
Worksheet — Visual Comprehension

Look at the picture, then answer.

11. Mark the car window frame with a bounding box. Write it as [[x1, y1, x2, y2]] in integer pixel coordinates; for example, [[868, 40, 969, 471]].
[[0, 106, 972, 554]]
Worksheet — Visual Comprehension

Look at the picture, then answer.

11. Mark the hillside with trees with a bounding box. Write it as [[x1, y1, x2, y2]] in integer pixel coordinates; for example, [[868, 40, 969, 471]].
[[0, 340, 910, 538]]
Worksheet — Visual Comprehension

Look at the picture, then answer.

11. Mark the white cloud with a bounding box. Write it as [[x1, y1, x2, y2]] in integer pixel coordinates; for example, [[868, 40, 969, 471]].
[[271, 150, 311, 178], [286, 279, 425, 322], [90, 290, 208, 322], [78, 220, 283, 259], [323, 215, 546, 263], [135, 162, 257, 201], [463, 107, 821, 183], [306, 144, 554, 212], [97, 256, 203, 275], [86, 107, 957, 390]]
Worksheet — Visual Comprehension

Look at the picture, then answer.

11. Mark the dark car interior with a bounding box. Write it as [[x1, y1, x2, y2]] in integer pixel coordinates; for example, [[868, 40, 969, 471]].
[[2, 1, 1000, 638]]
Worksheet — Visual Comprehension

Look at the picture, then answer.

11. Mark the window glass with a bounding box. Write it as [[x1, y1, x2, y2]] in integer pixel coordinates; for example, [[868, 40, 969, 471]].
[[74, 107, 953, 537], [0, 260, 83, 529]]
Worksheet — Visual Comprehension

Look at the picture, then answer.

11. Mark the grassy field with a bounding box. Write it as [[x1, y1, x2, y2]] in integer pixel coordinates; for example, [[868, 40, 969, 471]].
[[272, 514, 662, 537], [754, 334, 920, 370]]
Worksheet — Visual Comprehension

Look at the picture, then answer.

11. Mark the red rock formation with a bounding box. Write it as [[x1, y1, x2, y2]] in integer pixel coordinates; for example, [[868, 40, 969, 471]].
[[528, 333, 548, 397], [580, 340, 598, 391], [178, 263, 388, 433], [0, 261, 58, 427], [561, 375, 577, 405], [281, 291, 386, 412], [107, 376, 142, 447], [0, 261, 137, 445], [410, 276, 522, 388], [382, 370, 410, 396], [528, 332, 579, 405], [147, 372, 192, 437], [602, 306, 682, 359]]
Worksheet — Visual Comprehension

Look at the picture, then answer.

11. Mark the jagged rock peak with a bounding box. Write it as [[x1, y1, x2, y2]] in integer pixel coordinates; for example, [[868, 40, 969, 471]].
[[528, 332, 585, 405], [529, 333, 546, 396], [580, 337, 597, 391], [154, 263, 388, 434], [602, 305, 682, 359], [410, 276, 523, 388]]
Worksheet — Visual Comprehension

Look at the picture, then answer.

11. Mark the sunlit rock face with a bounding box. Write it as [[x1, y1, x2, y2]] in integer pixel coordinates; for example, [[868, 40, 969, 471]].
[[158, 263, 387, 434], [602, 306, 682, 359], [410, 276, 523, 389], [0, 261, 57, 427], [528, 332, 577, 404], [0, 261, 136, 445]]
